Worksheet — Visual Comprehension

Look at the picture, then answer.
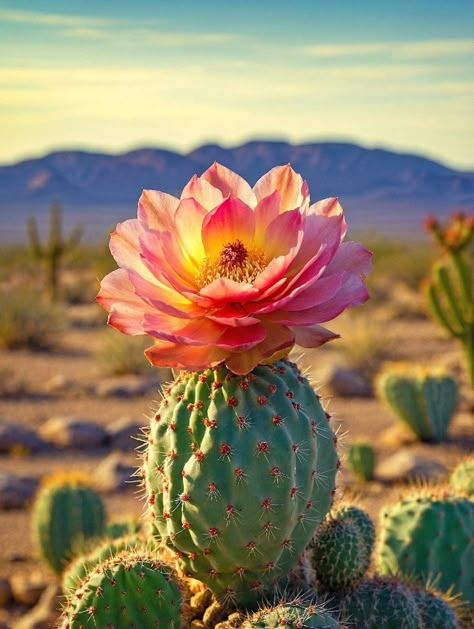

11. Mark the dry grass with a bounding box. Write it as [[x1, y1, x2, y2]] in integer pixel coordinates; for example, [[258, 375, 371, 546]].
[[95, 329, 156, 376]]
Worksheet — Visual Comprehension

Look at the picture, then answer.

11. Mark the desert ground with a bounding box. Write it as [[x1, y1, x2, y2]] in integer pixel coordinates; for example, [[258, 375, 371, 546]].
[[0, 239, 472, 627]]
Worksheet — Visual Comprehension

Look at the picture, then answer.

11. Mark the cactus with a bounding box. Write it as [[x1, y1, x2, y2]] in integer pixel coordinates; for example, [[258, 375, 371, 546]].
[[59, 549, 182, 628], [376, 363, 457, 441], [376, 488, 474, 605], [27, 202, 83, 301], [341, 576, 422, 629], [104, 518, 142, 539], [310, 504, 374, 591], [411, 585, 459, 629], [450, 458, 474, 497], [142, 359, 339, 608], [346, 442, 375, 482], [32, 472, 106, 574], [62, 533, 143, 594], [243, 598, 339, 628], [424, 212, 474, 388]]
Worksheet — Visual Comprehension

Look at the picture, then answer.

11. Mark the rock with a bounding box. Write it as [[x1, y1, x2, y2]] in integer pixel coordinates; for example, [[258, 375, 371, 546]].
[[10, 572, 48, 608], [13, 583, 61, 629], [95, 376, 158, 398], [38, 417, 107, 449], [106, 417, 144, 451], [376, 450, 447, 482], [0, 578, 11, 608], [0, 419, 47, 454], [379, 424, 418, 448], [42, 374, 73, 394], [323, 366, 372, 397], [95, 452, 136, 493], [0, 472, 39, 510]]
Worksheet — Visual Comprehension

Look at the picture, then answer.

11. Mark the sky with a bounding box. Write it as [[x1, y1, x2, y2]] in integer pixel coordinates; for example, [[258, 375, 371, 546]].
[[1, 0, 473, 169]]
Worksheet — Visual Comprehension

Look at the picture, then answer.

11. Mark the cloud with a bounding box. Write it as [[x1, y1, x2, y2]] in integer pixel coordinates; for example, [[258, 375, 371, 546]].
[[0, 8, 107, 28], [298, 39, 474, 59]]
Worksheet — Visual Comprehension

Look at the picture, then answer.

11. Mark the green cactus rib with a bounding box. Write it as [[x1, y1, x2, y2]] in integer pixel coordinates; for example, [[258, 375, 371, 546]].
[[450, 459, 474, 497], [341, 576, 423, 629], [143, 360, 339, 608], [376, 493, 474, 606], [59, 549, 182, 628], [411, 587, 458, 629], [243, 599, 339, 628], [33, 483, 106, 575], [377, 369, 457, 442], [346, 442, 375, 482], [310, 504, 374, 592]]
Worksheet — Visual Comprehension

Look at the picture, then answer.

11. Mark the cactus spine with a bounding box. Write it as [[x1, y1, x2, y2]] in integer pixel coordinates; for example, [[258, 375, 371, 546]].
[[424, 211, 474, 388], [27, 203, 83, 301], [143, 360, 339, 608], [376, 489, 474, 606], [32, 474, 106, 574], [346, 442, 375, 482], [376, 363, 457, 441], [59, 549, 182, 628], [243, 599, 339, 628]]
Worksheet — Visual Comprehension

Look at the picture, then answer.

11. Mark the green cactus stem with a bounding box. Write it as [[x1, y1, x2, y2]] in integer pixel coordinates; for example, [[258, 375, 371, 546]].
[[243, 598, 339, 628], [376, 488, 474, 606], [346, 442, 375, 482], [59, 549, 182, 628], [376, 363, 457, 442], [142, 359, 339, 609], [27, 203, 83, 302], [32, 473, 106, 575]]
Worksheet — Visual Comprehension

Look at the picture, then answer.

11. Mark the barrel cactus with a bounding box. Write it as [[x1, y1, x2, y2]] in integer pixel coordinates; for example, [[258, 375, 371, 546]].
[[310, 504, 374, 591], [450, 458, 474, 497], [142, 359, 339, 607], [376, 488, 474, 605], [243, 598, 339, 628], [32, 472, 106, 574], [411, 585, 459, 629], [346, 442, 375, 482], [376, 363, 457, 441], [59, 549, 182, 628]]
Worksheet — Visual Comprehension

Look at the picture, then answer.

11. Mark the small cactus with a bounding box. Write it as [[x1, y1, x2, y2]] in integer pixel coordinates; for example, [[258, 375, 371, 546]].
[[310, 504, 374, 591], [376, 487, 474, 606], [27, 202, 83, 301], [32, 472, 106, 575], [59, 549, 182, 628], [449, 458, 474, 497], [104, 518, 142, 539], [346, 442, 375, 482], [376, 362, 457, 441], [243, 598, 339, 628], [411, 585, 459, 629], [424, 211, 474, 388]]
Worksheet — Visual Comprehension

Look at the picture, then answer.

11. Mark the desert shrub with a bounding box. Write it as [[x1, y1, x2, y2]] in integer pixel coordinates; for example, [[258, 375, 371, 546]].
[[0, 287, 64, 350], [62, 274, 99, 305], [95, 329, 157, 376], [0, 244, 37, 282]]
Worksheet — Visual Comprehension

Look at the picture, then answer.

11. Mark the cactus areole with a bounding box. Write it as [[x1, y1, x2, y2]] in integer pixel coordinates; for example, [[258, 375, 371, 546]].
[[143, 360, 338, 607]]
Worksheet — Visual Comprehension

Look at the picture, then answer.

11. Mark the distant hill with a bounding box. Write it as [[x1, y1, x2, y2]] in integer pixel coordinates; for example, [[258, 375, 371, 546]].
[[1, 140, 473, 242]]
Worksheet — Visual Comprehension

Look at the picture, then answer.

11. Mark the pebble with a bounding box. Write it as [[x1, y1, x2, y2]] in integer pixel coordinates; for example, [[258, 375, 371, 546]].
[[376, 450, 448, 482], [0, 419, 47, 454], [9, 572, 48, 608], [322, 366, 372, 397], [0, 579, 11, 608], [106, 417, 144, 451], [95, 376, 158, 398], [94, 452, 136, 493], [0, 472, 39, 510], [38, 416, 107, 449], [13, 583, 61, 629]]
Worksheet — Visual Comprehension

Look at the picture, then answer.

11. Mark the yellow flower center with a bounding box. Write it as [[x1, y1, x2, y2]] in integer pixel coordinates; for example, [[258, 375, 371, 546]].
[[196, 239, 268, 287]]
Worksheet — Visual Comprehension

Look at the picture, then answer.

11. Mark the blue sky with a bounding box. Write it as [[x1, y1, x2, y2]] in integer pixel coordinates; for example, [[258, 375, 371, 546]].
[[1, 0, 473, 168]]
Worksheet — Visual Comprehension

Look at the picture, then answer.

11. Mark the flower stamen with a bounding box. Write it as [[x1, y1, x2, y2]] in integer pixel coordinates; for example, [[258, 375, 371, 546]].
[[196, 239, 268, 286]]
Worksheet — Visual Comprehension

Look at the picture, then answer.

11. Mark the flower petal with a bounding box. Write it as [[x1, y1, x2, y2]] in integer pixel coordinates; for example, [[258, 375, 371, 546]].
[[224, 323, 294, 375], [324, 241, 373, 277], [253, 164, 309, 212], [97, 269, 152, 335], [254, 190, 281, 244], [199, 277, 260, 303], [145, 341, 228, 370], [138, 190, 179, 231], [174, 198, 207, 266], [181, 174, 224, 210], [202, 162, 257, 207], [292, 324, 340, 347], [201, 196, 256, 258]]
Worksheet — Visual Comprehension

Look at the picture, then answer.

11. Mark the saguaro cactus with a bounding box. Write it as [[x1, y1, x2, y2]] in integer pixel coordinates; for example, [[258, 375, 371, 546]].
[[27, 203, 83, 301], [424, 211, 474, 388]]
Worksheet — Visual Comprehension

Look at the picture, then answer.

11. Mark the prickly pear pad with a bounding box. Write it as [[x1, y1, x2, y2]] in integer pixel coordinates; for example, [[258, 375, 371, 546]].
[[142, 360, 339, 607]]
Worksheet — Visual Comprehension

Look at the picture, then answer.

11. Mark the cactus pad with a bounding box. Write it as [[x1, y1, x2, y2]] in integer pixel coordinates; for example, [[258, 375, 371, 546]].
[[143, 360, 338, 607], [450, 458, 474, 497], [243, 599, 339, 628], [347, 442, 375, 481]]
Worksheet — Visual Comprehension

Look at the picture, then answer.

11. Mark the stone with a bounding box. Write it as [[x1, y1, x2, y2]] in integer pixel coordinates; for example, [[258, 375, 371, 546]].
[[42, 374, 73, 394], [13, 583, 61, 629], [376, 450, 448, 482], [0, 578, 11, 608], [38, 417, 107, 449], [0, 419, 47, 454], [106, 417, 144, 451], [10, 572, 48, 608], [95, 376, 158, 398], [0, 472, 39, 510], [94, 452, 136, 493], [323, 366, 372, 397]]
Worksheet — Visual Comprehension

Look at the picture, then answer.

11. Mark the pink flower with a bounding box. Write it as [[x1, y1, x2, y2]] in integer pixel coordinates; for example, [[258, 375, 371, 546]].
[[97, 163, 372, 375]]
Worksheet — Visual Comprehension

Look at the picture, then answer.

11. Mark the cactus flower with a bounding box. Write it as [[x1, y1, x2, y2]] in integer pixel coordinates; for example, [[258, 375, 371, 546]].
[[97, 163, 372, 374]]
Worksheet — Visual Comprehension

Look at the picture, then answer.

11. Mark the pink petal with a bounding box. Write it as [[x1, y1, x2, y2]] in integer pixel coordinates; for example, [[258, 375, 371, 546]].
[[139, 230, 197, 292], [224, 323, 294, 375], [201, 162, 257, 207], [145, 341, 228, 370], [199, 277, 260, 303], [217, 323, 267, 351], [262, 208, 303, 259], [181, 174, 224, 210], [292, 325, 340, 347], [174, 198, 207, 266], [137, 190, 179, 231], [284, 273, 344, 311], [201, 196, 256, 259], [109, 219, 156, 284], [143, 313, 224, 346], [254, 191, 281, 244], [324, 241, 373, 277], [253, 164, 309, 212]]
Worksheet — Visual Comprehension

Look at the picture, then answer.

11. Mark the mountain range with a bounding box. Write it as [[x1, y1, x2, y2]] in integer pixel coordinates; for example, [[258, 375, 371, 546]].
[[1, 140, 473, 242]]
